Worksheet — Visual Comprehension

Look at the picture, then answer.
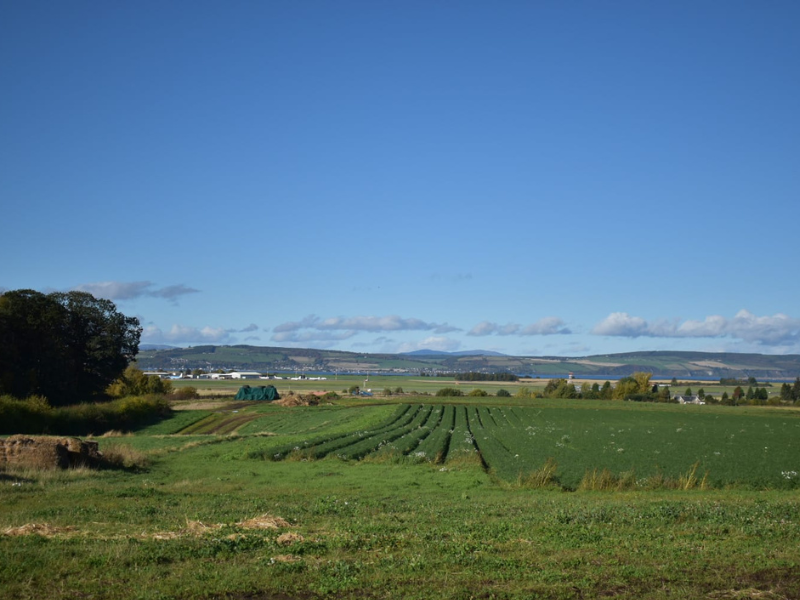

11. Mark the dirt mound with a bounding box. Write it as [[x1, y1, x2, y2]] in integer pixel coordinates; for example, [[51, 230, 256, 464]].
[[273, 394, 320, 407], [0, 436, 102, 470]]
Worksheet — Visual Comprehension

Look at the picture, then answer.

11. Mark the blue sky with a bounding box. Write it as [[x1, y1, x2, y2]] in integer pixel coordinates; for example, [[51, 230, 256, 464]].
[[2, 1, 799, 356]]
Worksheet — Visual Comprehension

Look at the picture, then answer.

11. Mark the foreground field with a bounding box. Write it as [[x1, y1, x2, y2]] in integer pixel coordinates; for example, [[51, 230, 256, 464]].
[[2, 398, 800, 599]]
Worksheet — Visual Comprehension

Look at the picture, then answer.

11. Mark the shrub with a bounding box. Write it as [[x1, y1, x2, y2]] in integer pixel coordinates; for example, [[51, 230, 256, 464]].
[[107, 366, 173, 398], [496, 389, 511, 397], [394, 387, 404, 394], [383, 388, 393, 396], [514, 387, 537, 399], [321, 391, 340, 400], [468, 389, 488, 397], [435, 388, 464, 397], [169, 386, 199, 400]]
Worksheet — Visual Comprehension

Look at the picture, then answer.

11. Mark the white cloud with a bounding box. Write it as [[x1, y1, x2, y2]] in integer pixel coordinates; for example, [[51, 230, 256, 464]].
[[591, 310, 800, 347], [73, 281, 199, 303], [468, 317, 570, 337], [520, 317, 572, 336], [142, 324, 233, 345], [591, 312, 651, 337]]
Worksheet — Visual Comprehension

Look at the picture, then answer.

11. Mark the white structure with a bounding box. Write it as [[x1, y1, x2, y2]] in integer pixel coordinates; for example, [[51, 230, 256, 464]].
[[229, 371, 261, 380], [675, 394, 705, 405]]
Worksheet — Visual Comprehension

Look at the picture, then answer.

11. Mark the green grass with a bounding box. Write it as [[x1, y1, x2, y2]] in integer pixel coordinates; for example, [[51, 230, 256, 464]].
[[2, 399, 800, 599]]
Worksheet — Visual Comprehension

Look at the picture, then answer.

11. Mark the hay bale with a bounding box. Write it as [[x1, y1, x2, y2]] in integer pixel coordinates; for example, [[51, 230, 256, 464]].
[[0, 436, 102, 470]]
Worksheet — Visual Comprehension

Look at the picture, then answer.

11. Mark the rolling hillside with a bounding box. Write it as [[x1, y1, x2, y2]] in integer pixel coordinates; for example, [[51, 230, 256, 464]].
[[133, 345, 800, 380]]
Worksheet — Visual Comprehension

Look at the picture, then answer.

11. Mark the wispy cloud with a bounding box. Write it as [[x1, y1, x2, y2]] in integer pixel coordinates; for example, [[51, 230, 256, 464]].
[[271, 330, 357, 344], [73, 281, 200, 303], [271, 314, 459, 343], [592, 310, 800, 346], [142, 324, 233, 345], [240, 323, 259, 332], [468, 317, 571, 336]]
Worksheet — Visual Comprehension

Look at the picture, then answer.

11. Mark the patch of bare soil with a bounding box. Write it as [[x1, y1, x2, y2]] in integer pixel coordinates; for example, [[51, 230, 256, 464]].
[[173, 401, 241, 411]]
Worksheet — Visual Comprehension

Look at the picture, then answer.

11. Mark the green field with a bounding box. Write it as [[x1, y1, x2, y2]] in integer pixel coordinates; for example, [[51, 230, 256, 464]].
[[2, 397, 800, 599]]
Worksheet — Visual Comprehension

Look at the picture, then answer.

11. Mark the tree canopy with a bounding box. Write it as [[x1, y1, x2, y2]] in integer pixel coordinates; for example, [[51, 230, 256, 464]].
[[0, 289, 141, 405]]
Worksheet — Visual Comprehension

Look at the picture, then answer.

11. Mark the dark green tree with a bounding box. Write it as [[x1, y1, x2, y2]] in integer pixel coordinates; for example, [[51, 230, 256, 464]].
[[781, 383, 793, 403], [732, 386, 744, 403], [0, 289, 141, 405]]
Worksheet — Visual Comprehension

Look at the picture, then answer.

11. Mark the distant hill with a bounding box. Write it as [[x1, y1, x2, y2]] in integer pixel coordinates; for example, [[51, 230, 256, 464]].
[[133, 345, 800, 380], [402, 349, 506, 357]]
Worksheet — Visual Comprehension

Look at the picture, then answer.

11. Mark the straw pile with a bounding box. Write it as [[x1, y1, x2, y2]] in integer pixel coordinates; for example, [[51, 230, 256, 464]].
[[0, 436, 102, 470]]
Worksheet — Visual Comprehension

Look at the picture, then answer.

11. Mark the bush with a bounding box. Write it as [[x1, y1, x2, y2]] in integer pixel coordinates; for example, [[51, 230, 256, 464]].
[[496, 389, 511, 397], [107, 366, 173, 398], [169, 386, 199, 400], [394, 387, 404, 394], [515, 387, 537, 399], [383, 388, 393, 396], [321, 391, 340, 400], [435, 388, 464, 397], [468, 389, 488, 397]]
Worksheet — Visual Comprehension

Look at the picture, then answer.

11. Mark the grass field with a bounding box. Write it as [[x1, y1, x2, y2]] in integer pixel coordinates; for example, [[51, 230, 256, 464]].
[[2, 396, 799, 599]]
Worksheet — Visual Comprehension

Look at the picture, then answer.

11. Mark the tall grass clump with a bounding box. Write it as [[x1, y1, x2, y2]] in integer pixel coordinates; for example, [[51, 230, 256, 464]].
[[516, 458, 560, 489], [578, 463, 710, 491], [0, 394, 172, 436]]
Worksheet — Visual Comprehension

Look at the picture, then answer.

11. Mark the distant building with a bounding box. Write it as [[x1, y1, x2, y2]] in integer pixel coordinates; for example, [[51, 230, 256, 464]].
[[674, 394, 705, 405], [228, 371, 261, 380]]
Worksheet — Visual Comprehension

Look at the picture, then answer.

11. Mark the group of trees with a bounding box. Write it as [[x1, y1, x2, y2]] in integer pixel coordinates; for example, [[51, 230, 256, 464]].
[[0, 289, 141, 405], [780, 378, 800, 403]]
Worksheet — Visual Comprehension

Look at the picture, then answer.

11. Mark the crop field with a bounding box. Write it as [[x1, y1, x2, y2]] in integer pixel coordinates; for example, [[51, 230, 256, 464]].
[[254, 402, 800, 490], [2, 397, 800, 599]]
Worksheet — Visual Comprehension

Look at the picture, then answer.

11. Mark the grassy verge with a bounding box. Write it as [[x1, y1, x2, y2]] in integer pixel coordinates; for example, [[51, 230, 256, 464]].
[[0, 395, 172, 436]]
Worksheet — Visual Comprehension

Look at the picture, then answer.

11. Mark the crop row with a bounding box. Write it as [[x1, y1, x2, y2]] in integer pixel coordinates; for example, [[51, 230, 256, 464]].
[[263, 404, 413, 460]]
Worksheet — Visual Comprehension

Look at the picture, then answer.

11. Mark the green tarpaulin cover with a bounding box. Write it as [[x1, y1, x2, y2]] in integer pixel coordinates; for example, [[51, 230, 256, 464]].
[[234, 385, 280, 401]]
